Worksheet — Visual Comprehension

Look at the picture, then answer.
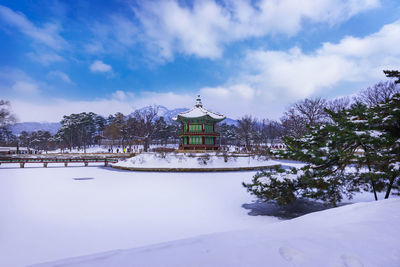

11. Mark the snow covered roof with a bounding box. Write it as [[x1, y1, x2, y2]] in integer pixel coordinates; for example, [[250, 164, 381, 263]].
[[173, 95, 225, 122]]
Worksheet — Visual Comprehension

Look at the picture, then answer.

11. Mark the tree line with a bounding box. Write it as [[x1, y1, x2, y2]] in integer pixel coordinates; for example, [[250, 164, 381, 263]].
[[0, 80, 399, 153]]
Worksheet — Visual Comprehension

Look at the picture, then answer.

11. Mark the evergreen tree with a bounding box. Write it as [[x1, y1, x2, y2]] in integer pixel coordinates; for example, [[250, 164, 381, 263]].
[[217, 123, 238, 146], [0, 100, 17, 145], [30, 131, 53, 151], [244, 91, 400, 206], [56, 112, 97, 151], [384, 70, 400, 83]]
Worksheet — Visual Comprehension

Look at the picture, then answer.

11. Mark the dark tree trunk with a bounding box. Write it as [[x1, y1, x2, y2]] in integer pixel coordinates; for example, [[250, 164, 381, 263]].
[[371, 180, 378, 201], [144, 138, 150, 152], [385, 174, 397, 199]]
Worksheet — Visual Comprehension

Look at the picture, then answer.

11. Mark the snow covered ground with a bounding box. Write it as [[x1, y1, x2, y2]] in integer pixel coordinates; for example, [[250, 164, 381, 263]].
[[34, 198, 400, 267], [0, 164, 277, 267], [47, 146, 118, 154], [113, 152, 303, 169], [0, 164, 396, 267]]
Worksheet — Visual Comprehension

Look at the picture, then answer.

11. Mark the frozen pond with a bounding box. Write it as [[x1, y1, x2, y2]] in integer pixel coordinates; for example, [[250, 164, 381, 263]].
[[0, 164, 278, 267]]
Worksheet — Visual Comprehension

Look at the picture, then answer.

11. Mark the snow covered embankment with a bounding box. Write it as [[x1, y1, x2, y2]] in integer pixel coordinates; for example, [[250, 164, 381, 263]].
[[33, 198, 400, 267], [113, 153, 287, 170]]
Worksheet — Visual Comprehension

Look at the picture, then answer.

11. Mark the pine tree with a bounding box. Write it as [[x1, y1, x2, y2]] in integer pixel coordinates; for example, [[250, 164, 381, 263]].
[[244, 92, 400, 206], [384, 70, 400, 83]]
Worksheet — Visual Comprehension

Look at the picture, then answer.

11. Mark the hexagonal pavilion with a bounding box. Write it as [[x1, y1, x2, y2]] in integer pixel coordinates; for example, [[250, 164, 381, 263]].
[[173, 95, 225, 150]]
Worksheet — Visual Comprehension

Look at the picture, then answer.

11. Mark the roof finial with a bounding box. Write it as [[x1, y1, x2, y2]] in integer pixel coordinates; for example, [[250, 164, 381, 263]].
[[195, 95, 202, 107]]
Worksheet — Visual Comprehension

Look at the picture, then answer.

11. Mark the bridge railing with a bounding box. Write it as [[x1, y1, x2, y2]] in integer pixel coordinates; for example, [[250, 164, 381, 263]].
[[0, 157, 118, 168]]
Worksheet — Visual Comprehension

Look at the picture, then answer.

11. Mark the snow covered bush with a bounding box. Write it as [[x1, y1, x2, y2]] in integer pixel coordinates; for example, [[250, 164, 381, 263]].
[[155, 151, 167, 159], [198, 154, 212, 165]]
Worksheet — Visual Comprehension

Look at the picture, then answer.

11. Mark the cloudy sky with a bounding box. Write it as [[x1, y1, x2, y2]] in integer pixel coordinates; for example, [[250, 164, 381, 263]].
[[1, 0, 400, 122]]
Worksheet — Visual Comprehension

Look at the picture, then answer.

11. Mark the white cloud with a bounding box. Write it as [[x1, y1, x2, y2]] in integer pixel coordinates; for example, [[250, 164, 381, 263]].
[[48, 71, 73, 84], [85, 42, 105, 54], [0, 68, 54, 100], [11, 81, 39, 94], [134, 0, 380, 59], [132, 91, 193, 110], [90, 60, 112, 73], [199, 85, 269, 119], [28, 51, 64, 65], [0, 67, 31, 83], [110, 15, 138, 47], [191, 19, 400, 119], [0, 5, 67, 50], [10, 90, 193, 122], [244, 19, 400, 99], [7, 18, 400, 122], [112, 90, 135, 101], [85, 15, 138, 58]]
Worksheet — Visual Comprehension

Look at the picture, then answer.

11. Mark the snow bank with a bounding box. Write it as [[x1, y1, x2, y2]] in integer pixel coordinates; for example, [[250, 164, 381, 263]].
[[33, 198, 400, 267], [113, 152, 297, 169]]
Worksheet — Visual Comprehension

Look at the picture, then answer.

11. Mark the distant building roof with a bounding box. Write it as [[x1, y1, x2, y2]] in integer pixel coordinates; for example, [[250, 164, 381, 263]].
[[173, 95, 225, 122]]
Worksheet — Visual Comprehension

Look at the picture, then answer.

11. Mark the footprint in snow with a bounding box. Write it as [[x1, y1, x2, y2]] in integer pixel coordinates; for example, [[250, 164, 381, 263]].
[[279, 246, 304, 264], [340, 254, 364, 267]]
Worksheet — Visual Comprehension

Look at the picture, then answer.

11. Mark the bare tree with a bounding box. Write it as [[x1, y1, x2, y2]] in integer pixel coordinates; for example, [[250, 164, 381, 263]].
[[131, 106, 159, 152], [237, 115, 258, 149], [294, 97, 327, 125], [326, 97, 351, 113], [281, 108, 308, 138], [260, 119, 284, 146], [281, 98, 327, 138], [355, 81, 400, 107]]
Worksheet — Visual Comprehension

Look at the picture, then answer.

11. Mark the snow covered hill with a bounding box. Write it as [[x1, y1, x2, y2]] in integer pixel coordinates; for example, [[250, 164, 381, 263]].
[[32, 198, 400, 267]]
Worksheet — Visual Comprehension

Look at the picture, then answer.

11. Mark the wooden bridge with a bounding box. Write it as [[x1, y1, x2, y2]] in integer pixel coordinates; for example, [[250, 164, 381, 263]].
[[0, 157, 118, 168]]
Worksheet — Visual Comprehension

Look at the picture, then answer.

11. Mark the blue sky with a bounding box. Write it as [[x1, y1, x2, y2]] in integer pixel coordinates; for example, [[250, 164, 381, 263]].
[[0, 0, 400, 122]]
